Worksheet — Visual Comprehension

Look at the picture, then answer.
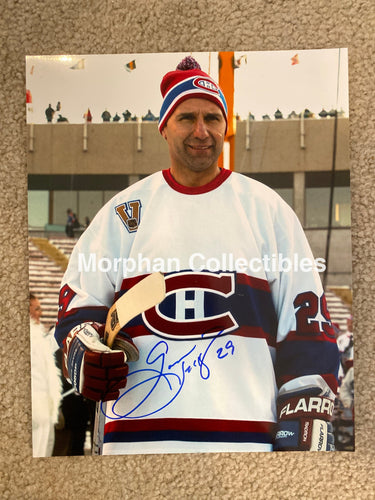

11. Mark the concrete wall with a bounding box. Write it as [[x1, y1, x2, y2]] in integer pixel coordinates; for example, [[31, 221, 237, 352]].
[[235, 117, 349, 173], [28, 122, 169, 175], [27, 117, 350, 175]]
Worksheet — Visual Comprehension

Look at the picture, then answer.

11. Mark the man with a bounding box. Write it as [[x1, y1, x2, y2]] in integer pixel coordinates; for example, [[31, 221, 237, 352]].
[[65, 208, 79, 238], [30, 293, 62, 456], [55, 56, 339, 454], [30, 293, 43, 324], [45, 103, 54, 123]]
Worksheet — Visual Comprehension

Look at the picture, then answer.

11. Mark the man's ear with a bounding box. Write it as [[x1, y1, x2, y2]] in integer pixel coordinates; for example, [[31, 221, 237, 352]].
[[161, 127, 167, 140]]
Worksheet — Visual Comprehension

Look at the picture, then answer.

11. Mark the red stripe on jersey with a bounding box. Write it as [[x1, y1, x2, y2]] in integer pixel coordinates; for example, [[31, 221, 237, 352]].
[[280, 330, 338, 344], [116, 274, 150, 300], [236, 273, 271, 292], [162, 168, 231, 195], [104, 418, 274, 435]]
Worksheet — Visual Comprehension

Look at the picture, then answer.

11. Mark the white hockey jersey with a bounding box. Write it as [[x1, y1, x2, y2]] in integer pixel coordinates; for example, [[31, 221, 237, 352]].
[[55, 169, 339, 454]]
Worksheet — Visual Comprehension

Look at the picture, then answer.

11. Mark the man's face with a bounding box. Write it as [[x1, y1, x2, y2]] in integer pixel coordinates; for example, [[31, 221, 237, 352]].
[[161, 98, 226, 175], [30, 298, 42, 323]]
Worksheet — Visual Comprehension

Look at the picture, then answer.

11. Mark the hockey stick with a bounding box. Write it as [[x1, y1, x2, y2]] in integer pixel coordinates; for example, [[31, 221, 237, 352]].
[[103, 271, 166, 350], [92, 272, 166, 455]]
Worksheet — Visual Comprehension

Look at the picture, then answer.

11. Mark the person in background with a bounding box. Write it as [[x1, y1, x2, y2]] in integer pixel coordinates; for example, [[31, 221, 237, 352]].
[[30, 293, 62, 457], [65, 209, 80, 238], [45, 104, 54, 123]]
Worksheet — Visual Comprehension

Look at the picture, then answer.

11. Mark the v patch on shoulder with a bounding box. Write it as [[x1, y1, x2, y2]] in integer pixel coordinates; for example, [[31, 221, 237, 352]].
[[115, 200, 142, 233]]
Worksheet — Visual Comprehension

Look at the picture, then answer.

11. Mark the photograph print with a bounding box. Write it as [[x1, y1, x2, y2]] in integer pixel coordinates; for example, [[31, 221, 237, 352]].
[[26, 49, 353, 456]]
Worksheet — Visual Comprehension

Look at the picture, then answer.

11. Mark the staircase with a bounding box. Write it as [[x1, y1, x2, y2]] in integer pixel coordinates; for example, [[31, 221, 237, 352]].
[[49, 238, 77, 258], [325, 289, 351, 333], [28, 237, 77, 330]]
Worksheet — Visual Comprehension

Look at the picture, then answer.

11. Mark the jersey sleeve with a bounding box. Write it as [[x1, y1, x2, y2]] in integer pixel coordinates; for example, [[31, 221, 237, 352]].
[[54, 211, 120, 348], [267, 198, 340, 398]]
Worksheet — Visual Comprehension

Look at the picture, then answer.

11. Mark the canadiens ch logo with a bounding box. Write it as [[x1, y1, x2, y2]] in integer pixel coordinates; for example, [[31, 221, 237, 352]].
[[115, 200, 142, 233], [193, 77, 219, 94], [143, 271, 239, 340]]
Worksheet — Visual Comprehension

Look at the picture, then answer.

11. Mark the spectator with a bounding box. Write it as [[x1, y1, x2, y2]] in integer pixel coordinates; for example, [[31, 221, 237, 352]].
[[65, 209, 79, 238], [122, 110, 132, 121], [339, 366, 354, 410], [101, 110, 111, 122], [337, 315, 354, 374], [30, 293, 62, 457], [45, 104, 54, 123], [142, 109, 156, 121]]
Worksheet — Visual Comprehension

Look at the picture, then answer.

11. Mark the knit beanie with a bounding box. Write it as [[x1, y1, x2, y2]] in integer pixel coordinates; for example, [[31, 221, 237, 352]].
[[158, 56, 228, 133]]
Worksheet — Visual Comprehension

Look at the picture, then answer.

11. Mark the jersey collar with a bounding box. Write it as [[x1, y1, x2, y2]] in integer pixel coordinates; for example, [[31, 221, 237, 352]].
[[162, 168, 231, 195]]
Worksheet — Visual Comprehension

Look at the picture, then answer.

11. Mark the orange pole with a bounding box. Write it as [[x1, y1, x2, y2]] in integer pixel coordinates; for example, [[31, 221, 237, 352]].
[[218, 51, 236, 170]]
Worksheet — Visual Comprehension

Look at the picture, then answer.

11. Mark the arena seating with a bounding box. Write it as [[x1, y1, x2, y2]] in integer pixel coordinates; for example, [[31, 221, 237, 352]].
[[28, 237, 77, 329]]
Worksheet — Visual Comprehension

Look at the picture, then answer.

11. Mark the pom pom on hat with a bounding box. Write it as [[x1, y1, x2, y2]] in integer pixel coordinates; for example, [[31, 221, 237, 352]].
[[158, 56, 227, 133], [176, 56, 202, 70]]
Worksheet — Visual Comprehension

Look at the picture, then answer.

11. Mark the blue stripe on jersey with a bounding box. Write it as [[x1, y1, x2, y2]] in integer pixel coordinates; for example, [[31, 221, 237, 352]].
[[104, 429, 273, 445], [232, 282, 277, 335], [275, 339, 340, 384], [55, 307, 108, 347]]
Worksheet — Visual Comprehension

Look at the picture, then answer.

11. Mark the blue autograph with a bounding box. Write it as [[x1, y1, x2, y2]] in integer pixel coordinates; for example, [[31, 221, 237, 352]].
[[103, 330, 235, 419]]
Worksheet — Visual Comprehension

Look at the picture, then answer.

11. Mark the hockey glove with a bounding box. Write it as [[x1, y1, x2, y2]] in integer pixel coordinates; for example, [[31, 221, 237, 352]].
[[63, 322, 138, 402], [274, 386, 335, 451]]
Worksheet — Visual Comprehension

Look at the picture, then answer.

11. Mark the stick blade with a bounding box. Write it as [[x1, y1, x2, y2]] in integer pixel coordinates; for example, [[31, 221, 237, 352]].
[[105, 272, 166, 349]]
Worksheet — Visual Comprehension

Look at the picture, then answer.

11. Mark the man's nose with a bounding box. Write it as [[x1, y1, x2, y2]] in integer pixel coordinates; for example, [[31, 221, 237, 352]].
[[192, 117, 209, 139]]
